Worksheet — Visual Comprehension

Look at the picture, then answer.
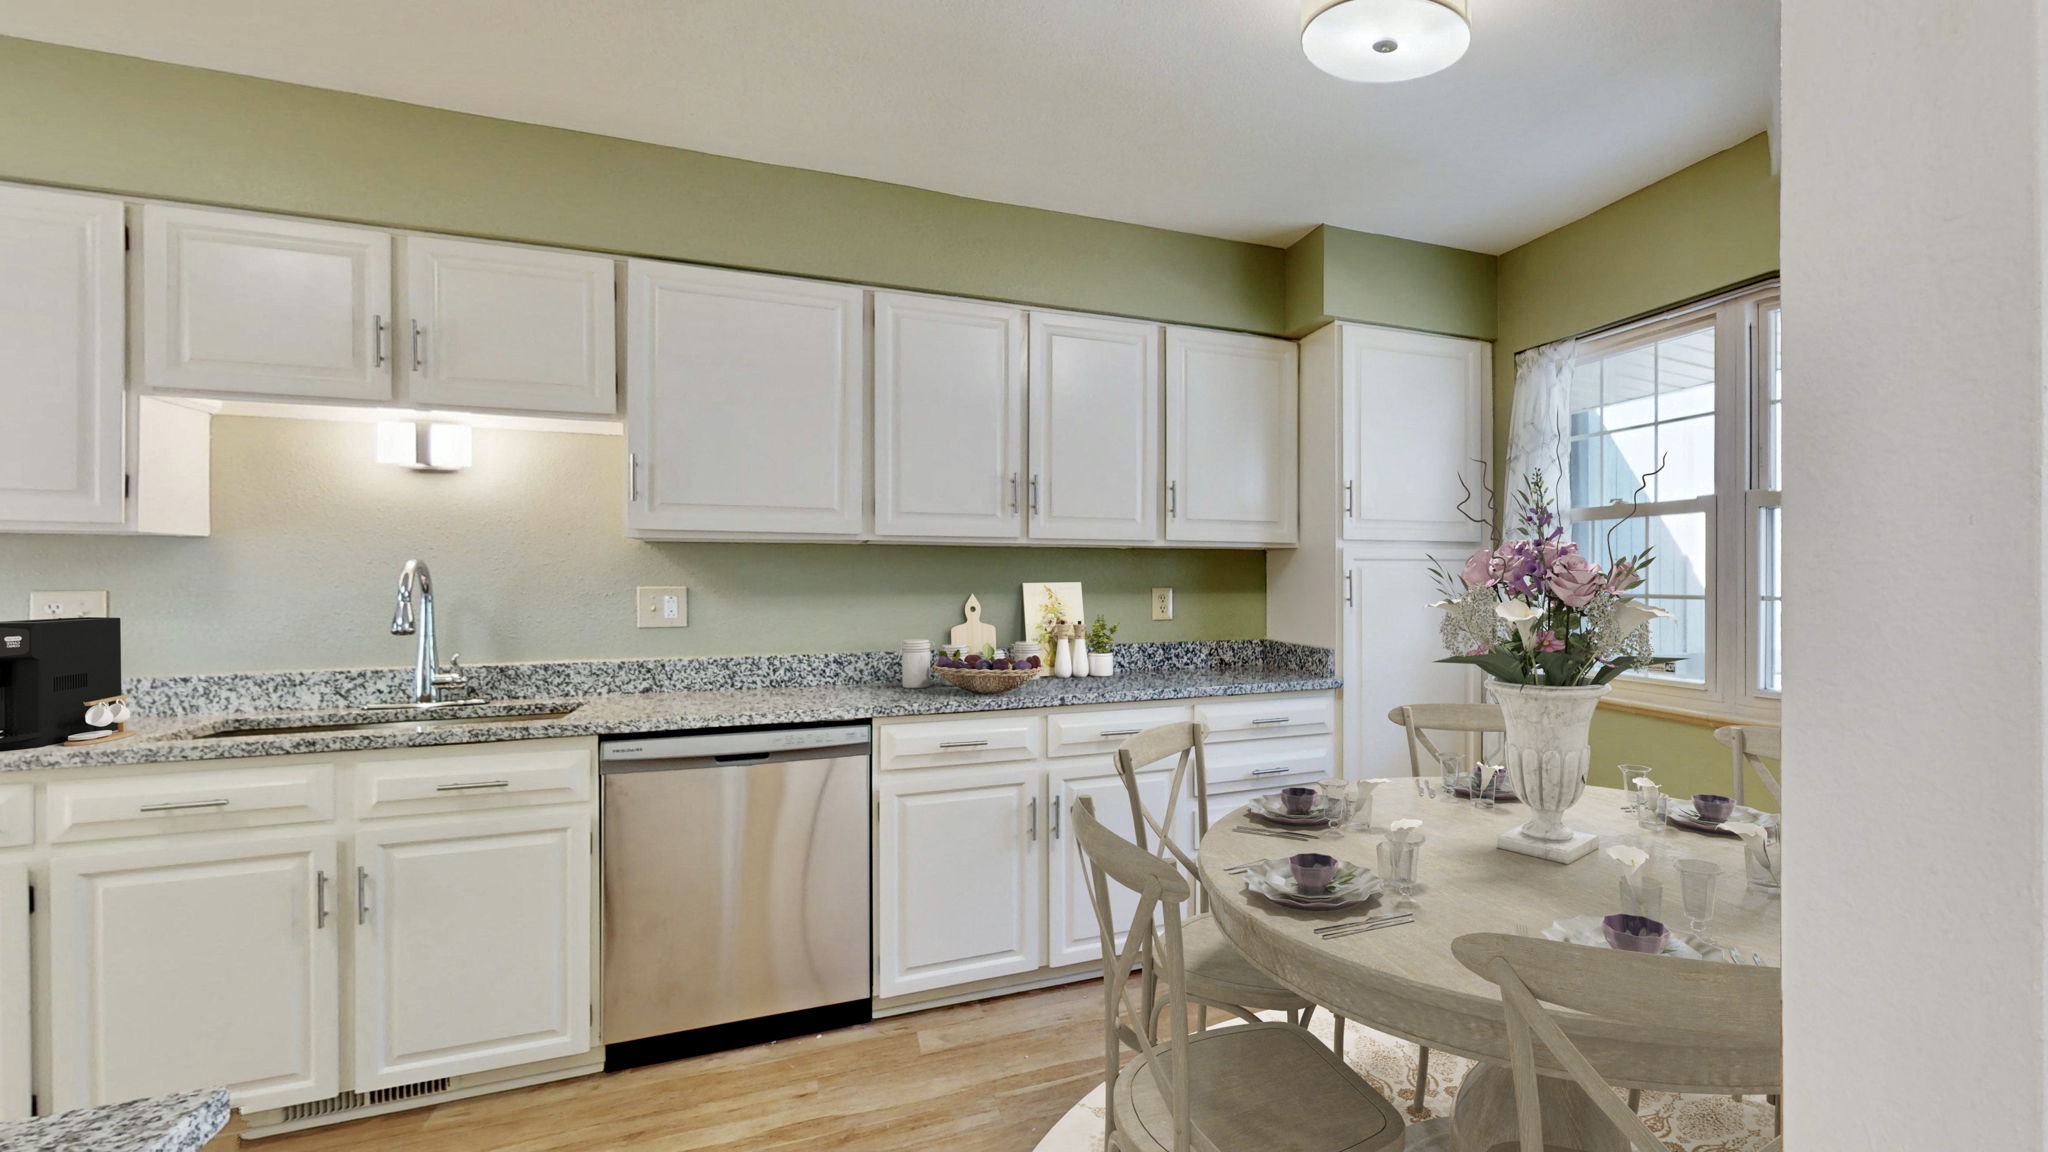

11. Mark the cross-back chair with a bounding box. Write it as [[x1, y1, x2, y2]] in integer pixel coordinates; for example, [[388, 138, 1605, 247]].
[[1452, 932, 1783, 1152], [1071, 795, 1406, 1152], [1388, 703, 1506, 779], [1712, 725, 1782, 808]]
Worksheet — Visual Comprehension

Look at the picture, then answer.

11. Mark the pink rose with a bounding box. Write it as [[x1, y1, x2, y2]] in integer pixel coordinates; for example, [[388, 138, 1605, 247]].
[[1548, 553, 1604, 608], [1460, 548, 1501, 588], [1608, 559, 1643, 592]]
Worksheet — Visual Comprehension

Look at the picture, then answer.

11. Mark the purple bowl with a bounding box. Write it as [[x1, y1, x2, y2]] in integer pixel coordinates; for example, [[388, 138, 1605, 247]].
[[1602, 913, 1670, 954], [1289, 853, 1338, 894], [1691, 794, 1735, 822], [1280, 786, 1319, 816]]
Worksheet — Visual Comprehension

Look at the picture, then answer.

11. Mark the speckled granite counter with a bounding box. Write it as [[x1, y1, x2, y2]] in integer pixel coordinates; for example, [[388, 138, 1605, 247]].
[[0, 1087, 229, 1152], [0, 642, 1338, 772]]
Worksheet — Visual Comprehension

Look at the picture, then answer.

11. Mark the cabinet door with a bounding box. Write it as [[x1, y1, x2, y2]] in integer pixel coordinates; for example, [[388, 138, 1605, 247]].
[[625, 261, 865, 536], [352, 808, 591, 1089], [1045, 762, 1195, 969], [872, 293, 1026, 539], [401, 236, 617, 415], [1343, 545, 1481, 778], [139, 204, 393, 402], [876, 765, 1042, 998], [0, 184, 124, 526], [1027, 312, 1162, 542], [0, 862, 26, 1121], [1165, 327, 1298, 545], [47, 833, 340, 1113], [1340, 325, 1489, 542]]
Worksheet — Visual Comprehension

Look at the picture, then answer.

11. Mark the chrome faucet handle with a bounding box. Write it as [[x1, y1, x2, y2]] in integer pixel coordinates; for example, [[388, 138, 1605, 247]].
[[432, 653, 467, 687]]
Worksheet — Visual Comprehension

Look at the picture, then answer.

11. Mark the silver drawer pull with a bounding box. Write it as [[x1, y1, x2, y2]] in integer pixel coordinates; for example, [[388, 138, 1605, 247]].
[[1249, 717, 1292, 726], [435, 779, 511, 792], [1249, 766, 1293, 777], [1098, 729, 1142, 738], [316, 870, 331, 929], [938, 740, 990, 749], [138, 798, 231, 813]]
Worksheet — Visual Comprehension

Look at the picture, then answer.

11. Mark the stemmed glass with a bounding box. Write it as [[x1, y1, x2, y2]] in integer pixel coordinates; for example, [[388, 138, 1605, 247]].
[[1674, 858, 1722, 948], [1618, 764, 1653, 811], [1317, 790, 1351, 841]]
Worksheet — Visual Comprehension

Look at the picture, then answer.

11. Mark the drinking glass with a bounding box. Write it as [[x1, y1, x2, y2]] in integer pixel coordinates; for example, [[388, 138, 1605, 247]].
[[1385, 838, 1422, 912], [1472, 765, 1504, 810], [1743, 821, 1783, 895], [1437, 753, 1466, 803], [1618, 764, 1653, 811], [1318, 792, 1351, 840], [1675, 858, 1722, 946], [1634, 783, 1665, 832], [1346, 781, 1379, 833]]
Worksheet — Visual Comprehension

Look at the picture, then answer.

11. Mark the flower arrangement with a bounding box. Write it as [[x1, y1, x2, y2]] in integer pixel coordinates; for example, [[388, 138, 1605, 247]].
[[1429, 471, 1669, 686]]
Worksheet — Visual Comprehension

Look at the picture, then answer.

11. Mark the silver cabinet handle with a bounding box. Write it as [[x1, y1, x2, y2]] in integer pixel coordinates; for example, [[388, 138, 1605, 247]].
[[373, 315, 387, 367], [1027, 796, 1038, 842], [435, 779, 510, 792], [356, 866, 372, 925], [1098, 728, 1141, 738], [1030, 474, 1040, 514], [1345, 570, 1355, 608], [1344, 480, 1354, 515], [1250, 766, 1293, 777], [1250, 716, 1292, 726], [316, 870, 331, 929], [627, 452, 640, 502], [411, 320, 426, 372], [1168, 480, 1178, 518], [939, 739, 989, 749], [1051, 800, 1062, 840], [138, 798, 230, 813], [1010, 473, 1019, 514]]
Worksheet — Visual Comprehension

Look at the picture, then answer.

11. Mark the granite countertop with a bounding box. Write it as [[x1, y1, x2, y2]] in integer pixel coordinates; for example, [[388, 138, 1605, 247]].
[[0, 643, 1339, 772], [0, 1087, 229, 1152]]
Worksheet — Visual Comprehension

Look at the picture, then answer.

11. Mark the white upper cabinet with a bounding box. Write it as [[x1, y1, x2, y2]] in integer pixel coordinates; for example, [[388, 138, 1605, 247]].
[[1027, 312, 1162, 543], [872, 293, 1027, 539], [1165, 327, 1298, 545], [138, 204, 394, 403], [399, 236, 617, 416], [1340, 324, 1490, 542], [625, 261, 866, 537], [0, 184, 125, 527]]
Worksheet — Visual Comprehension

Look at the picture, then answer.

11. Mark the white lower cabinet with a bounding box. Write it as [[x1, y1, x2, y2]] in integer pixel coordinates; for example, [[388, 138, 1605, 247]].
[[1043, 761, 1194, 969], [0, 862, 30, 1121], [352, 809, 592, 1088], [47, 832, 340, 1113]]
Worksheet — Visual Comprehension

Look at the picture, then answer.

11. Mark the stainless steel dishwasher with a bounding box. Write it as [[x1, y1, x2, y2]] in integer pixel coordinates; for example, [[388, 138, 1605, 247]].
[[599, 723, 871, 1069]]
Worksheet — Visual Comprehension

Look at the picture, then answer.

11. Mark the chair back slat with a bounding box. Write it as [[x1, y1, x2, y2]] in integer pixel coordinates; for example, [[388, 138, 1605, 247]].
[[1713, 724, 1783, 806], [1387, 703, 1505, 778]]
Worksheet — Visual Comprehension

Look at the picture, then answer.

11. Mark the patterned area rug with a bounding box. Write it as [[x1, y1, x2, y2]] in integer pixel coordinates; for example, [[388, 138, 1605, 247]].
[[1031, 1012, 1778, 1152]]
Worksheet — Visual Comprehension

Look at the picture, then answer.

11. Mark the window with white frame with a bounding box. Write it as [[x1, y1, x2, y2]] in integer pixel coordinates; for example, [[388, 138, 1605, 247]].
[[1565, 283, 1781, 719]]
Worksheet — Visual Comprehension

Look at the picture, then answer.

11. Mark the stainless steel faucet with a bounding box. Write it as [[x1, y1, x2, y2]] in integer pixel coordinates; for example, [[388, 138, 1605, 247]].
[[386, 559, 472, 705]]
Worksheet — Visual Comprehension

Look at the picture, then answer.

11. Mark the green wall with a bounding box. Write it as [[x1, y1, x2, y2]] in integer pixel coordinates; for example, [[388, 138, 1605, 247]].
[[1493, 133, 1781, 810], [1284, 226, 1498, 340]]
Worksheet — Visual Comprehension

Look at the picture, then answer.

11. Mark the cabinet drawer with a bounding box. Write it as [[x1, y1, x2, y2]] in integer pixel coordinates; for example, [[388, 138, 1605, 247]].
[[876, 715, 1042, 771], [1195, 695, 1335, 743], [45, 764, 335, 844], [1045, 706, 1192, 759], [0, 786, 31, 848], [1203, 736, 1334, 791], [354, 741, 593, 818]]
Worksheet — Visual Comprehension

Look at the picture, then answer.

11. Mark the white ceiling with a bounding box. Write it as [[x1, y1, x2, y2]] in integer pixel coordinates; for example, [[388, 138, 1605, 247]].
[[0, 0, 1777, 253]]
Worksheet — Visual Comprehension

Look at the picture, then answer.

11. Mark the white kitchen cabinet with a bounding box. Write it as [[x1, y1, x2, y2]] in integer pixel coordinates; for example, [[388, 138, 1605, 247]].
[[1044, 761, 1195, 969], [1343, 544, 1481, 777], [1165, 327, 1298, 545], [875, 764, 1043, 998], [0, 863, 27, 1121], [625, 261, 866, 537], [47, 831, 340, 1113], [872, 293, 1027, 539], [138, 204, 394, 403], [400, 236, 617, 415], [1340, 324, 1490, 542], [351, 808, 591, 1089], [1027, 312, 1162, 543], [0, 184, 125, 527]]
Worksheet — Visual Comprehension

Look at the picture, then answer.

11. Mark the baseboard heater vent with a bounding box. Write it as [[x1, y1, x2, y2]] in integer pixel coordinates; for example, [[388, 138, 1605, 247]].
[[277, 1078, 452, 1123]]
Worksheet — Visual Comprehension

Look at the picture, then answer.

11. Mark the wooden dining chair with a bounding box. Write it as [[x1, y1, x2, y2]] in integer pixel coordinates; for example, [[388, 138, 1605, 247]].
[[1071, 795, 1406, 1152], [1110, 724, 1343, 1055], [1712, 725, 1782, 807], [1388, 703, 1506, 778], [1451, 932, 1782, 1152]]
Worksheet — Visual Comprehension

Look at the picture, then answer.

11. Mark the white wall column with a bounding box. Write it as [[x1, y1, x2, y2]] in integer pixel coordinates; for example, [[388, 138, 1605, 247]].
[[1783, 1, 2047, 1144]]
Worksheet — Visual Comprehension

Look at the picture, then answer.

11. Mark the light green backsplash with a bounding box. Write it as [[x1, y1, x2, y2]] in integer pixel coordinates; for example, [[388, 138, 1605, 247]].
[[1282, 225, 1497, 339], [1494, 133, 1780, 808], [0, 419, 1266, 677]]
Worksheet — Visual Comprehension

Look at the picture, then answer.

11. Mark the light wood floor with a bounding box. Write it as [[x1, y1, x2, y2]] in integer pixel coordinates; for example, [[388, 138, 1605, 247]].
[[207, 982, 1109, 1152]]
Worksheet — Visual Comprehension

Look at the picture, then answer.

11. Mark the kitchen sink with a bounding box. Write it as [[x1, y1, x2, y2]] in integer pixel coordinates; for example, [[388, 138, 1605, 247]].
[[202, 706, 580, 739]]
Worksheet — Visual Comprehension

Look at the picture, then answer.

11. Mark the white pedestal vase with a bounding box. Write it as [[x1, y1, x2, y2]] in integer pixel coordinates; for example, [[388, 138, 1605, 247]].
[[1488, 680, 1611, 863]]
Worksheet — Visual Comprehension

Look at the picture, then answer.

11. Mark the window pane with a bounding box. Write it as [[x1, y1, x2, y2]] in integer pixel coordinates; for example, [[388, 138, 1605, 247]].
[[1570, 510, 1709, 685], [1760, 305, 1783, 491], [1642, 596, 1708, 684], [1655, 415, 1715, 501], [1758, 504, 1782, 693], [1569, 324, 1715, 508]]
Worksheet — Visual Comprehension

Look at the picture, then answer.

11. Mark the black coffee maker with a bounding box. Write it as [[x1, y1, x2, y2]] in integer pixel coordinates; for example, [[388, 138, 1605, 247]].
[[0, 618, 122, 751]]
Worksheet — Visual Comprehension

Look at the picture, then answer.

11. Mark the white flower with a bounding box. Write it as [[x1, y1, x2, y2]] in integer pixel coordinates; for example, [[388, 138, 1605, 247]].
[[1604, 845, 1650, 876], [1610, 599, 1673, 639], [1388, 817, 1423, 843], [1494, 600, 1543, 650], [1721, 820, 1769, 844], [1429, 599, 1453, 610]]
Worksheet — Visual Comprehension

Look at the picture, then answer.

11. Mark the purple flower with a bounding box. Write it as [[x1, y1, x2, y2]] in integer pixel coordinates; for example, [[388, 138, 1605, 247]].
[[1496, 541, 1543, 597], [1532, 629, 1567, 654]]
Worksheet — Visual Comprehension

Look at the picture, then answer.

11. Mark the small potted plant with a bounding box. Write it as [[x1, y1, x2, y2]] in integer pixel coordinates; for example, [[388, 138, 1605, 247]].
[[1086, 614, 1118, 677]]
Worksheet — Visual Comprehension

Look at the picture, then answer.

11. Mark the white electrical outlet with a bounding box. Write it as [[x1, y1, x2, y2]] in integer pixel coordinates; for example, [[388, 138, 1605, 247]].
[[635, 586, 688, 629], [30, 591, 108, 620], [1151, 587, 1174, 621]]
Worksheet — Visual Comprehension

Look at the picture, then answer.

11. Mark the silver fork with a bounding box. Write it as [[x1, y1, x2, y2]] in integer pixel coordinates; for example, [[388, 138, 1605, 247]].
[[1236, 825, 1313, 841], [1314, 913, 1406, 935], [1322, 916, 1414, 940]]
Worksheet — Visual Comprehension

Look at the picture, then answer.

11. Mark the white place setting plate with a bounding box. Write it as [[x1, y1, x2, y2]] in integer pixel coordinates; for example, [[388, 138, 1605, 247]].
[[1246, 793, 1341, 827], [1242, 857, 1384, 910]]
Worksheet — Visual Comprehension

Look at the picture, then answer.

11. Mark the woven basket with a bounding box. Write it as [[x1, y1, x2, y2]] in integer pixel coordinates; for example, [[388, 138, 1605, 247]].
[[935, 666, 1040, 694]]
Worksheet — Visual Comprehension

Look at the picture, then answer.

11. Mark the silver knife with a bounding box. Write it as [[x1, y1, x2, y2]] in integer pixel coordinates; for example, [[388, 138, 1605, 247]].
[[1321, 916, 1414, 939], [1236, 825, 1314, 841], [1314, 914, 1407, 934]]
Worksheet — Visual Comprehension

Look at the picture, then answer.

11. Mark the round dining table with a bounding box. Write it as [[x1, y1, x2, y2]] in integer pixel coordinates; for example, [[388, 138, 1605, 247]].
[[1197, 783, 1782, 1147]]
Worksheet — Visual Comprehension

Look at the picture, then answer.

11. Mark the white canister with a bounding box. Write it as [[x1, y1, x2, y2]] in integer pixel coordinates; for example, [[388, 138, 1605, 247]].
[[1068, 635, 1089, 678], [900, 639, 932, 689], [1087, 651, 1115, 677], [1052, 636, 1073, 678], [1010, 640, 1043, 671]]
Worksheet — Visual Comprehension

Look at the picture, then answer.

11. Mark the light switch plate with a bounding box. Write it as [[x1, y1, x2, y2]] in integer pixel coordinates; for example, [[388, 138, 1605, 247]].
[[636, 586, 688, 628], [29, 591, 108, 620], [1151, 588, 1174, 621]]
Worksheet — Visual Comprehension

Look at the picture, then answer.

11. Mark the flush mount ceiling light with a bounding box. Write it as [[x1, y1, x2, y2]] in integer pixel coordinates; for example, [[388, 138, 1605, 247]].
[[1301, 0, 1471, 83]]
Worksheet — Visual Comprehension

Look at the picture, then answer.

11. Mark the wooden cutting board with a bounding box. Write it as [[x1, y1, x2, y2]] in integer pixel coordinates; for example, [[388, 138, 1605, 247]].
[[950, 595, 998, 654]]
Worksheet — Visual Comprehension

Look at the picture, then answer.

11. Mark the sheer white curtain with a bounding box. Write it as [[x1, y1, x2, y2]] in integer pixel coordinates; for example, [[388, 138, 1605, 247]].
[[1504, 338, 1576, 511]]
